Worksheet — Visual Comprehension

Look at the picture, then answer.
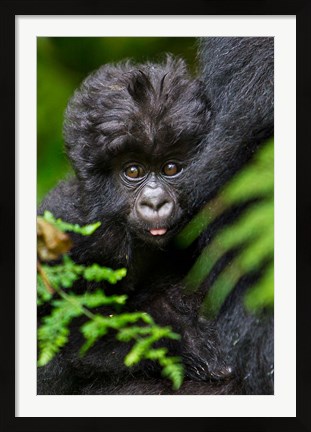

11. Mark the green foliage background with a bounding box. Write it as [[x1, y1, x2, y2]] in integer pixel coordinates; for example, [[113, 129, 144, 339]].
[[37, 37, 198, 202]]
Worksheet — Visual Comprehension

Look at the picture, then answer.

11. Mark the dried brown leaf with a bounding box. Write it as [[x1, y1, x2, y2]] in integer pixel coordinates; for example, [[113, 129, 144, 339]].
[[37, 217, 72, 261]]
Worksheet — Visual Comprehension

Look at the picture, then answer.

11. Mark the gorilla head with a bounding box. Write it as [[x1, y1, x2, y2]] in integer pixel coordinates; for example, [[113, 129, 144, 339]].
[[63, 56, 211, 248]]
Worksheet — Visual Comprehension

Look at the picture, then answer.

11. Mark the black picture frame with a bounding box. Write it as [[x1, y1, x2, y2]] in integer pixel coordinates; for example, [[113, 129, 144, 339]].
[[3, 1, 309, 431]]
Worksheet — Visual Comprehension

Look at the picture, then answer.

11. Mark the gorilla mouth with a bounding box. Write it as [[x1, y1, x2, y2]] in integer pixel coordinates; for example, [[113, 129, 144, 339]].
[[149, 228, 167, 236]]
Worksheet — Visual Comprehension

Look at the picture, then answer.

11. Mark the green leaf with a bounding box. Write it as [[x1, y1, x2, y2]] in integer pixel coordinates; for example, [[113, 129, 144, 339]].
[[161, 360, 184, 390], [83, 264, 127, 284], [80, 316, 110, 354], [82, 290, 128, 308], [43, 210, 101, 235], [37, 274, 53, 305], [244, 263, 274, 311]]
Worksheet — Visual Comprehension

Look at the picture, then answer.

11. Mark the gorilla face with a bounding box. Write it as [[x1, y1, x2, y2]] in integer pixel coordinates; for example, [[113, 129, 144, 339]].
[[116, 152, 187, 245]]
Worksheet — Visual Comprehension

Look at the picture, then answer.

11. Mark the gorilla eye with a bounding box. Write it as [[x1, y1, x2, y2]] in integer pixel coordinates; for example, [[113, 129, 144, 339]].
[[162, 162, 181, 177], [124, 165, 145, 179]]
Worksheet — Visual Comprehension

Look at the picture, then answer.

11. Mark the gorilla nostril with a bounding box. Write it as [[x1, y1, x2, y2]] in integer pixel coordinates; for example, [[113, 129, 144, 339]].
[[158, 201, 173, 218], [137, 202, 156, 219]]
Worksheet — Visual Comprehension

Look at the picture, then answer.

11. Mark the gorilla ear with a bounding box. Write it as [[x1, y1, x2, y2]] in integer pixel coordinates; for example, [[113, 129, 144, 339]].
[[127, 70, 154, 104]]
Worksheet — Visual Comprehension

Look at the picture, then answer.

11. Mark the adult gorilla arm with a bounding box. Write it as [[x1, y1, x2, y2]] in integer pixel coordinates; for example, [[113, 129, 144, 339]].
[[189, 37, 274, 207]]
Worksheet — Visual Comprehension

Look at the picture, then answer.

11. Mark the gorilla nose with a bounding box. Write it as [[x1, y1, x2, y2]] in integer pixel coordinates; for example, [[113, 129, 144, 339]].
[[137, 188, 174, 221]]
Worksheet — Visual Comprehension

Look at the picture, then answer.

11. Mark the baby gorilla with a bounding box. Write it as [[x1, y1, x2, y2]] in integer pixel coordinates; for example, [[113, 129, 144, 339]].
[[38, 51, 273, 395], [41, 57, 213, 265], [38, 56, 233, 395]]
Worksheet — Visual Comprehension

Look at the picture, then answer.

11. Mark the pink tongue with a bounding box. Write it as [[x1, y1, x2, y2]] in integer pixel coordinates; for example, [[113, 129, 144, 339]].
[[150, 228, 167, 236]]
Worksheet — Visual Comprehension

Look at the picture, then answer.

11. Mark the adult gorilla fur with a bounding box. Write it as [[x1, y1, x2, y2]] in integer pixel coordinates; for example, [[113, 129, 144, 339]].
[[38, 37, 274, 395]]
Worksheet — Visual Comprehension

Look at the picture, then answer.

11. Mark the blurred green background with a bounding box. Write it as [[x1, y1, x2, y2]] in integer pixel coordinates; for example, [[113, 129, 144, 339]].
[[37, 37, 198, 202]]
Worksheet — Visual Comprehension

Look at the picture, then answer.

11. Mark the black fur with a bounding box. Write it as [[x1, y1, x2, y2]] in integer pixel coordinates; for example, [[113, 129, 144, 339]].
[[38, 37, 274, 395]]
